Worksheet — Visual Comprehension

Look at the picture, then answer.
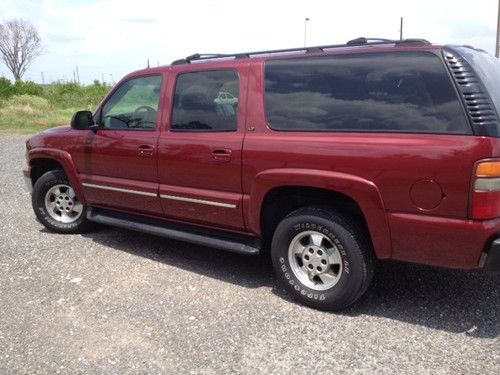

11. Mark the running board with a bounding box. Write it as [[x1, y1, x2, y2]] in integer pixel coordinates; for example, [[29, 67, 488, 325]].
[[87, 208, 261, 256]]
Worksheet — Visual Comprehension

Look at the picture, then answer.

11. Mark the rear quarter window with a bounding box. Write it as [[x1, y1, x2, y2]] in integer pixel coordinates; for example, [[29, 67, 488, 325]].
[[264, 52, 470, 134]]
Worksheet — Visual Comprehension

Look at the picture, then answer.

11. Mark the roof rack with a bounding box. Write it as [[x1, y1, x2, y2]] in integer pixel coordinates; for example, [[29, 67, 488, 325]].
[[346, 37, 393, 45], [171, 37, 431, 65]]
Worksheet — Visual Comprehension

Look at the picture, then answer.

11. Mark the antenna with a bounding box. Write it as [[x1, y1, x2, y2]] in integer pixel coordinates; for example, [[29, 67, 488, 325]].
[[400, 17, 403, 40]]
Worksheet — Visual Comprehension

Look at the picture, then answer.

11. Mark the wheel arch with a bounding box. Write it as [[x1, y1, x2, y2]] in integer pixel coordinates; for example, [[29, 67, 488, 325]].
[[29, 148, 86, 204], [30, 158, 64, 183], [247, 168, 392, 259]]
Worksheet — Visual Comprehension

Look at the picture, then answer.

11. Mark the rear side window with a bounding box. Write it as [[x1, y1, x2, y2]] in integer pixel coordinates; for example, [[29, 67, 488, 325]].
[[172, 70, 239, 132], [265, 52, 470, 134]]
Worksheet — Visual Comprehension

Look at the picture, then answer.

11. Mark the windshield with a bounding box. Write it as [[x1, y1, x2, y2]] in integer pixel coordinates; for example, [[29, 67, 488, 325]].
[[454, 46, 500, 118]]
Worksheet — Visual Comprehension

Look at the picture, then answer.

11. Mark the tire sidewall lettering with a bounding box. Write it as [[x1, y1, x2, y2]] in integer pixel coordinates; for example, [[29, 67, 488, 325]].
[[278, 256, 326, 301], [33, 171, 86, 233]]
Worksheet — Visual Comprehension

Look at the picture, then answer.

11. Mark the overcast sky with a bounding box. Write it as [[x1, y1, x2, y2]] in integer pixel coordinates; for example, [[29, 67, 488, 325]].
[[1, 0, 498, 84]]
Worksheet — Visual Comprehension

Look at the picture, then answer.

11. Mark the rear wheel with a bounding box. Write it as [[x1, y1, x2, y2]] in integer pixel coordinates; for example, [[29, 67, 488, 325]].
[[32, 170, 89, 233], [271, 207, 374, 310]]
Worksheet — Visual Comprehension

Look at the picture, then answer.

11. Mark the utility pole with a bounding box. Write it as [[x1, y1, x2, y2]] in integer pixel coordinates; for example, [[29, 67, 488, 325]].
[[76, 66, 80, 84], [400, 17, 403, 40], [496, 0, 500, 58], [304, 18, 310, 47], [41, 71, 44, 84]]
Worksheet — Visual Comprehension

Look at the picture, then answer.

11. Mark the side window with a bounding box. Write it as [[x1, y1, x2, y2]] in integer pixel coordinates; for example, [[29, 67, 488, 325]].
[[264, 52, 470, 134], [172, 70, 239, 132], [101, 75, 162, 131]]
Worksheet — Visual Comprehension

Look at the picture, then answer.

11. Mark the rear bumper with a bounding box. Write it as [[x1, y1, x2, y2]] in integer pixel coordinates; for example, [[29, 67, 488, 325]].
[[388, 212, 500, 269], [480, 239, 500, 272]]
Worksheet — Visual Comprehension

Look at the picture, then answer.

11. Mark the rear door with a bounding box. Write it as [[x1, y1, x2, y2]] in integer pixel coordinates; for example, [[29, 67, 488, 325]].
[[157, 66, 249, 230]]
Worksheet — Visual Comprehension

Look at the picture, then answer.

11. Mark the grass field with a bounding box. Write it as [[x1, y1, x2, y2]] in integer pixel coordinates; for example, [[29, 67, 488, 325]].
[[0, 80, 110, 134]]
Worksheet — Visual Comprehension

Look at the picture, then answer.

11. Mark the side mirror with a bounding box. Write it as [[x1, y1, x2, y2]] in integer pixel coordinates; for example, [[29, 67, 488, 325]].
[[71, 111, 99, 131]]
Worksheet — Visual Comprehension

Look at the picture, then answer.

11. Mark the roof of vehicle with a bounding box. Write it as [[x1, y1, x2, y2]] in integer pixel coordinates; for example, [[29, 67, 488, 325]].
[[126, 37, 486, 80], [170, 37, 433, 66]]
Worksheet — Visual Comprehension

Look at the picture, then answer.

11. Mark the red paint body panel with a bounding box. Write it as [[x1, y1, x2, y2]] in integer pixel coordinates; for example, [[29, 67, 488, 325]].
[[245, 168, 392, 258], [158, 183, 243, 230], [388, 212, 500, 268], [156, 64, 249, 230], [156, 131, 245, 229], [74, 130, 162, 215], [79, 173, 162, 216], [24, 43, 500, 270], [28, 147, 86, 203]]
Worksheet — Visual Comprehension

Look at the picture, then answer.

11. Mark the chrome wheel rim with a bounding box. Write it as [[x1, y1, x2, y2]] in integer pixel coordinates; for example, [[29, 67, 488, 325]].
[[288, 230, 343, 291], [44, 184, 83, 223]]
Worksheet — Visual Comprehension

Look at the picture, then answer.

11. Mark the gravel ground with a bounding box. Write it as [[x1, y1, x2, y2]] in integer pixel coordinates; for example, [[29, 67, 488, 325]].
[[0, 133, 498, 374]]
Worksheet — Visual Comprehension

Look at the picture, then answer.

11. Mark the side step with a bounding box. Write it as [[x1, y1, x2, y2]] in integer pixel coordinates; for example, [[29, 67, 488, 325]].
[[87, 208, 261, 256]]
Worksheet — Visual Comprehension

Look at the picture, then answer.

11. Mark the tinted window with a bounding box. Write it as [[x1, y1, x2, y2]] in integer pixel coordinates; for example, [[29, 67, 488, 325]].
[[102, 75, 162, 130], [265, 52, 470, 134], [172, 70, 239, 131]]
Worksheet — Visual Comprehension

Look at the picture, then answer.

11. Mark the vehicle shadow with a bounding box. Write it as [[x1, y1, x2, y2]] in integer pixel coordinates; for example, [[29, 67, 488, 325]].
[[342, 262, 499, 339], [80, 226, 275, 289], [81, 227, 499, 339]]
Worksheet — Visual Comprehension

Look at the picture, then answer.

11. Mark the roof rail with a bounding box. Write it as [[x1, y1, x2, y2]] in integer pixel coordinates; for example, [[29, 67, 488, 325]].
[[171, 37, 432, 65], [345, 37, 430, 46], [346, 37, 393, 45]]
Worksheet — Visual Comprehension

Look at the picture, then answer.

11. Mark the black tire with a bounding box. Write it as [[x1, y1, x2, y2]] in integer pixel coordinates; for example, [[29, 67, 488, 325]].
[[271, 207, 374, 311], [32, 169, 89, 234]]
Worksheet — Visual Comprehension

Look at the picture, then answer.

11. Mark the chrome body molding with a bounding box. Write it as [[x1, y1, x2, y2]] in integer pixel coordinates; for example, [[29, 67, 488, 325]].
[[160, 194, 237, 208], [82, 182, 157, 197], [82, 182, 237, 208]]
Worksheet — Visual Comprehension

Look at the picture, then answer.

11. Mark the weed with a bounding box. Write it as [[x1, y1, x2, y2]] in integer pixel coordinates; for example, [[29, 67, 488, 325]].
[[0, 80, 111, 134]]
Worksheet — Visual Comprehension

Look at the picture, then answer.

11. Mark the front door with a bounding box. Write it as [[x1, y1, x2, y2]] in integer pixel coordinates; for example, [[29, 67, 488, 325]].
[[74, 74, 165, 216], [157, 67, 248, 230]]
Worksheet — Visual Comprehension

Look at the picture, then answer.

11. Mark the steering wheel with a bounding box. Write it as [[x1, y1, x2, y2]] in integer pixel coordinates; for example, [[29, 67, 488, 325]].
[[133, 105, 157, 126]]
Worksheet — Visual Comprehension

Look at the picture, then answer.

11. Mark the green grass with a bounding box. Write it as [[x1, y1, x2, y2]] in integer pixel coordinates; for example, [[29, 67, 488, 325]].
[[0, 81, 110, 135], [0, 95, 81, 134]]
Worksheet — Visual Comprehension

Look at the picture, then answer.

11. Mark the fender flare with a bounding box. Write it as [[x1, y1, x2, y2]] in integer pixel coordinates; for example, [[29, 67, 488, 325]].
[[247, 168, 392, 259], [28, 148, 86, 204]]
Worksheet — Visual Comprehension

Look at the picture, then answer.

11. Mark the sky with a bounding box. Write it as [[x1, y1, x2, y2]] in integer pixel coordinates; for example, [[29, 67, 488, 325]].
[[0, 0, 498, 84]]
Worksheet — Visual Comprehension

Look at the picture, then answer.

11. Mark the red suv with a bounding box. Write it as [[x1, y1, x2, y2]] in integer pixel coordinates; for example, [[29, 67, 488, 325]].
[[23, 38, 500, 310]]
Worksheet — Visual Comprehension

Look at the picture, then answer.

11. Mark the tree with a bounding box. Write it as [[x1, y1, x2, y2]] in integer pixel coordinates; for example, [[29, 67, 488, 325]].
[[0, 18, 42, 82]]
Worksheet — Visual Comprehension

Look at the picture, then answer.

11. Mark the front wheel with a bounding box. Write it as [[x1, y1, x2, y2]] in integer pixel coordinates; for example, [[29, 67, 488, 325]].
[[271, 207, 374, 311], [32, 170, 89, 234]]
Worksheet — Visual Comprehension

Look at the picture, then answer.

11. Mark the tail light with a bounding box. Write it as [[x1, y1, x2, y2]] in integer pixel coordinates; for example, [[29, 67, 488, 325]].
[[471, 160, 500, 220]]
